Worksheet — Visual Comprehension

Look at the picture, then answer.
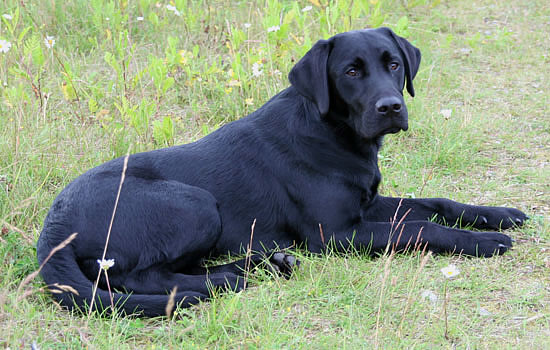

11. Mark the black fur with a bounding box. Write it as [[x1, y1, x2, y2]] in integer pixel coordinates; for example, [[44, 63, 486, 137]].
[[37, 28, 527, 317]]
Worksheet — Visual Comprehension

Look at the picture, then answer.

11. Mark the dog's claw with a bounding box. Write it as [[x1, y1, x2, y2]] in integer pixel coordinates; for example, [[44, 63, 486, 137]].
[[496, 243, 511, 255], [497, 243, 512, 254], [480, 216, 488, 224]]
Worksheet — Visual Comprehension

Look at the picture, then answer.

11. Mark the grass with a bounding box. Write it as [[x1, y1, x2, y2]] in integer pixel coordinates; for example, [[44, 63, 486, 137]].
[[1, 0, 549, 348]]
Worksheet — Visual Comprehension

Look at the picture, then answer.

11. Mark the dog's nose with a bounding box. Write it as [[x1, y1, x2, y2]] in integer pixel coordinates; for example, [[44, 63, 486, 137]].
[[375, 97, 402, 115]]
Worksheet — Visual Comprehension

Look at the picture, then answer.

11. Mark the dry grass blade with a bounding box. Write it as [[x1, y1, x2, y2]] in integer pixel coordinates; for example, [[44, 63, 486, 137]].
[[389, 198, 404, 233], [48, 283, 79, 295], [165, 286, 178, 317], [393, 207, 412, 236], [243, 218, 257, 290], [1, 220, 34, 244], [89, 152, 130, 316], [413, 226, 425, 251], [318, 223, 325, 247], [104, 270, 115, 310], [385, 199, 412, 255], [392, 224, 405, 252]]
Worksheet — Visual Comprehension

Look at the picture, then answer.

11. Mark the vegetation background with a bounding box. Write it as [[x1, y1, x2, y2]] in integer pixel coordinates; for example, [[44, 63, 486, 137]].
[[0, 0, 548, 348]]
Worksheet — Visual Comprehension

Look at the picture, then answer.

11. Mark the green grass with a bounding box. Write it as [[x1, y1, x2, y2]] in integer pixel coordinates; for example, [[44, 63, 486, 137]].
[[1, 0, 549, 348]]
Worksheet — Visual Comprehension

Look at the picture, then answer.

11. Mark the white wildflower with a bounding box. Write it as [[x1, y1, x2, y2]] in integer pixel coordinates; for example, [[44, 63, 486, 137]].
[[302, 5, 313, 12], [243, 23, 251, 28], [44, 35, 55, 49], [166, 4, 181, 16], [440, 264, 460, 279], [2, 14, 13, 20], [267, 25, 280, 33], [441, 109, 452, 119], [97, 258, 115, 271], [252, 62, 263, 77], [137, 16, 144, 21], [0, 39, 12, 53]]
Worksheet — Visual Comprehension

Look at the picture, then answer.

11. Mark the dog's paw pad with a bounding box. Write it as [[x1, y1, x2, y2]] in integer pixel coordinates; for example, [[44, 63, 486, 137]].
[[271, 252, 285, 265], [269, 252, 299, 278]]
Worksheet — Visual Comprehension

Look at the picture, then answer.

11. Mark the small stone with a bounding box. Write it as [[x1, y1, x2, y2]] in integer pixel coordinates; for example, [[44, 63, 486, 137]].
[[421, 290, 438, 304], [479, 307, 492, 316]]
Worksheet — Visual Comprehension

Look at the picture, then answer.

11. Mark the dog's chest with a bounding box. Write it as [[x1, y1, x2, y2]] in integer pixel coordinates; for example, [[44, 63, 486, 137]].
[[284, 164, 379, 226]]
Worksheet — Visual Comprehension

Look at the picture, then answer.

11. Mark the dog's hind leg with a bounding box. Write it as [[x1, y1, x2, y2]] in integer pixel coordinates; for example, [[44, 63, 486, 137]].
[[69, 175, 239, 302], [120, 267, 246, 295]]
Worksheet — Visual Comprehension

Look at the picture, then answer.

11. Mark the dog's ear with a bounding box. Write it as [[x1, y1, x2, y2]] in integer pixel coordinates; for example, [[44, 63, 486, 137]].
[[288, 39, 331, 116], [379, 27, 421, 97]]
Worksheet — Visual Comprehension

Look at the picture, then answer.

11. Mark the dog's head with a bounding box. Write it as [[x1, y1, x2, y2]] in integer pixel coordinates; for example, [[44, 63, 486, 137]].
[[289, 28, 421, 140]]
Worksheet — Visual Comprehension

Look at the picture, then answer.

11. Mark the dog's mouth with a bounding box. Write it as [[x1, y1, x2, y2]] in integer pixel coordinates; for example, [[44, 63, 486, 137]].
[[375, 114, 409, 137], [356, 116, 408, 140], [382, 123, 408, 135], [385, 127, 403, 134], [360, 126, 405, 140]]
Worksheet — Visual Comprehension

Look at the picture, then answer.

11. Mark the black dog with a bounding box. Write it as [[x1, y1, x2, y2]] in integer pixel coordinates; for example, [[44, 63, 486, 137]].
[[37, 28, 527, 317]]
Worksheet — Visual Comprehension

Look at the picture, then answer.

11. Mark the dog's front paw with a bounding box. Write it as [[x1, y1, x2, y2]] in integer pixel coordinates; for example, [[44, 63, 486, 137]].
[[462, 232, 513, 257], [268, 252, 299, 278], [465, 207, 528, 230]]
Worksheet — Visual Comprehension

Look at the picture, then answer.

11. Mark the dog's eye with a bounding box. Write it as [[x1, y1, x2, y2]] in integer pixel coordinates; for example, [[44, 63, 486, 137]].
[[390, 62, 399, 71], [346, 68, 359, 77]]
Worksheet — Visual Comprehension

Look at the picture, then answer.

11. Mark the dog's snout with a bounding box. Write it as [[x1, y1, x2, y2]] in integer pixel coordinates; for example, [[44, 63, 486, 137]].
[[375, 97, 402, 115]]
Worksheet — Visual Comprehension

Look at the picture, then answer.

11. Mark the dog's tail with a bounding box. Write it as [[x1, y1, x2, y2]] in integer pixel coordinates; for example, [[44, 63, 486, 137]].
[[36, 229, 204, 317]]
